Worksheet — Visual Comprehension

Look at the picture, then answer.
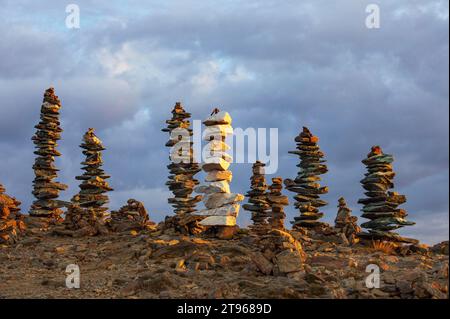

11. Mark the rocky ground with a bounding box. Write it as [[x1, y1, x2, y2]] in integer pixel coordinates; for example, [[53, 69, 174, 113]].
[[0, 227, 448, 299]]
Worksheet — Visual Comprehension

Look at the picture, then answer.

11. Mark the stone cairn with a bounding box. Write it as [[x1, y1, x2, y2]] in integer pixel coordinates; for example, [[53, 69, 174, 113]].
[[29, 88, 68, 223], [243, 161, 271, 236], [267, 177, 289, 231], [284, 127, 329, 230], [255, 179, 305, 276], [71, 128, 113, 222], [60, 204, 108, 237], [0, 184, 26, 244], [162, 102, 203, 234], [110, 199, 156, 232], [358, 146, 417, 244], [334, 197, 361, 245], [194, 109, 243, 238]]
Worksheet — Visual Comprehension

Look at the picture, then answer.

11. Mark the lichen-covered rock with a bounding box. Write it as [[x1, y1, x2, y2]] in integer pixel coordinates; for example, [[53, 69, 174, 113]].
[[58, 203, 109, 237]]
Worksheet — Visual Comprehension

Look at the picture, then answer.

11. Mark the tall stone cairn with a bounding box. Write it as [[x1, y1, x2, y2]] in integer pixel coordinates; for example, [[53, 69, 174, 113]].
[[194, 109, 243, 236], [30, 87, 68, 221], [243, 161, 271, 235], [358, 146, 417, 244], [0, 184, 26, 244], [72, 128, 113, 219], [267, 177, 289, 231], [162, 102, 203, 234], [284, 127, 328, 229]]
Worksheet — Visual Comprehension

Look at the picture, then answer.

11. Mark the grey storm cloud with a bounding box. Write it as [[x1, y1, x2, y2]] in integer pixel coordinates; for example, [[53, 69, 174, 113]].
[[0, 0, 448, 244]]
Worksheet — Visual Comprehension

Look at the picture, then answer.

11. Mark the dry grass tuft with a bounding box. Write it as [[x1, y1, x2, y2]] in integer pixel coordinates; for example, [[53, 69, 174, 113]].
[[370, 240, 398, 255]]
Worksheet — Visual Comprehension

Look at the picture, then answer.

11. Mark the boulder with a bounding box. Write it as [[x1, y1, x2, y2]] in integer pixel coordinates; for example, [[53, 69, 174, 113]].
[[274, 250, 303, 273]]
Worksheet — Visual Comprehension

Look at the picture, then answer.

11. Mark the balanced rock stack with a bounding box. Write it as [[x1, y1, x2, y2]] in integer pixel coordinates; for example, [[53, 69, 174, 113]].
[[254, 178, 304, 276], [29, 87, 68, 222], [358, 146, 417, 244], [267, 177, 289, 231], [194, 109, 243, 237], [72, 128, 113, 220], [243, 161, 271, 235], [110, 199, 156, 232], [162, 102, 203, 234], [0, 184, 26, 244], [334, 197, 361, 245], [285, 127, 328, 229]]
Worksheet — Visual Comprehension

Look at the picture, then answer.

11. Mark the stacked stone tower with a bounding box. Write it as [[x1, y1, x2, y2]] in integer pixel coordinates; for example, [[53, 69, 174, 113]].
[[162, 102, 202, 233], [243, 161, 271, 235], [358, 146, 417, 244], [285, 127, 328, 229], [267, 177, 289, 231], [30, 88, 68, 221], [194, 109, 243, 237], [72, 128, 113, 219]]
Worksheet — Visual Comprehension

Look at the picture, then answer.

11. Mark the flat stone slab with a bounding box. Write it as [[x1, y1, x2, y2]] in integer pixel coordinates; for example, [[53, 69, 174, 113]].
[[195, 181, 230, 194], [203, 111, 232, 126], [203, 193, 243, 209], [205, 170, 233, 182], [194, 203, 240, 217], [203, 125, 233, 141], [199, 215, 237, 226], [202, 158, 230, 172]]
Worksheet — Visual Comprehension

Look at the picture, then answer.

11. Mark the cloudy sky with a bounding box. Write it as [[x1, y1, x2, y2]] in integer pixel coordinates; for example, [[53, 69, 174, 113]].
[[0, 0, 448, 244]]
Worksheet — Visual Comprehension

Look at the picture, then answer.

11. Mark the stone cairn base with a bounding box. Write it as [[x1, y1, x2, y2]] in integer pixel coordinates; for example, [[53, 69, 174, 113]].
[[0, 184, 26, 244], [110, 199, 156, 232], [53, 204, 109, 237]]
